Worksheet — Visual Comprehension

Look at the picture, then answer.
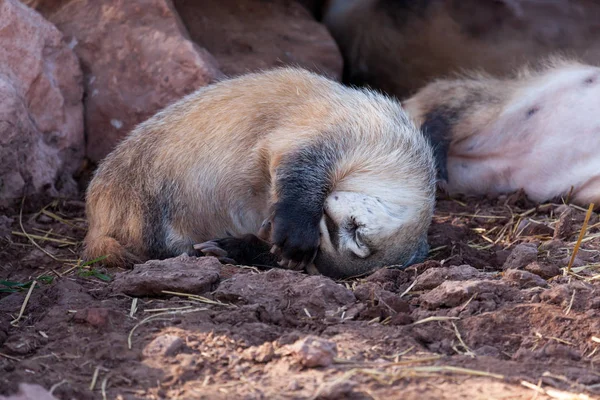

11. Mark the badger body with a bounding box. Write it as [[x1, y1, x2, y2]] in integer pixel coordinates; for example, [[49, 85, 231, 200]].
[[403, 59, 600, 205], [83, 68, 436, 278]]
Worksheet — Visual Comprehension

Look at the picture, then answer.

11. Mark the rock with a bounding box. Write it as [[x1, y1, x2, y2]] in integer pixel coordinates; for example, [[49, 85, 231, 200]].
[[573, 248, 597, 262], [517, 219, 554, 237], [2, 334, 39, 355], [413, 265, 483, 291], [524, 261, 561, 280], [214, 268, 355, 322], [72, 307, 119, 328], [364, 267, 411, 292], [502, 243, 538, 270], [315, 380, 359, 400], [112, 254, 221, 297], [143, 334, 184, 358], [475, 345, 500, 358], [241, 342, 275, 363], [561, 255, 585, 269], [0, 215, 13, 237], [420, 280, 515, 310], [26, 0, 223, 163], [389, 313, 413, 326], [0, 383, 58, 400], [542, 343, 581, 361], [539, 285, 572, 306], [0, 0, 83, 205], [554, 207, 576, 239], [503, 269, 548, 289], [288, 336, 336, 368], [353, 283, 409, 313], [537, 283, 596, 309], [539, 239, 566, 252], [173, 0, 342, 80]]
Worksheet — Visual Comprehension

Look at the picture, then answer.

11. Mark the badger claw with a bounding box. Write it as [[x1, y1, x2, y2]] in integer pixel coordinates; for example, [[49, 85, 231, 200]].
[[194, 240, 237, 264]]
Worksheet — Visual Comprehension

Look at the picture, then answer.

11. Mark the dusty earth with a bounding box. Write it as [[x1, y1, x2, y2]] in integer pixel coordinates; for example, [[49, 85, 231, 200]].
[[0, 193, 599, 400]]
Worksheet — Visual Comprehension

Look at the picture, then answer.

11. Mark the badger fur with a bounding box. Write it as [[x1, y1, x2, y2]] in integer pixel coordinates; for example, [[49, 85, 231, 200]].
[[83, 67, 437, 279], [403, 59, 600, 205]]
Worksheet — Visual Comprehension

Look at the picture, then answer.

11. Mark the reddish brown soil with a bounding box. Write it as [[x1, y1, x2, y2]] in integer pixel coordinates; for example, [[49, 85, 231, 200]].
[[1, 194, 599, 400]]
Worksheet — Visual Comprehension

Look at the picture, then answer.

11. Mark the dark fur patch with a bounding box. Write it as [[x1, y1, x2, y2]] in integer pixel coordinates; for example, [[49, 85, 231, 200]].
[[421, 107, 457, 182], [271, 137, 344, 262], [143, 181, 175, 259], [526, 106, 539, 117], [377, 0, 431, 24]]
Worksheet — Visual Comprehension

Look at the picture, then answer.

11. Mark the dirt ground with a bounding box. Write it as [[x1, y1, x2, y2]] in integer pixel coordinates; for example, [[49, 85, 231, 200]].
[[0, 192, 599, 400]]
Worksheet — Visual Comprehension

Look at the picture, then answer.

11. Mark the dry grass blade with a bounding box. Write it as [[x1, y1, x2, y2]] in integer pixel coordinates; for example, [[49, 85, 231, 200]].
[[409, 366, 504, 379], [11, 231, 78, 246], [32, 227, 78, 241], [564, 290, 576, 315], [49, 380, 68, 395], [399, 278, 418, 298], [101, 376, 109, 400], [381, 356, 442, 367], [127, 307, 208, 349], [567, 203, 595, 274], [161, 290, 234, 307], [129, 298, 138, 318], [41, 209, 86, 230], [90, 366, 100, 391], [18, 198, 67, 263], [313, 364, 503, 400], [0, 352, 22, 361], [521, 380, 592, 400], [10, 280, 37, 326], [334, 355, 441, 367], [144, 306, 194, 313], [452, 322, 476, 357], [411, 316, 461, 325]]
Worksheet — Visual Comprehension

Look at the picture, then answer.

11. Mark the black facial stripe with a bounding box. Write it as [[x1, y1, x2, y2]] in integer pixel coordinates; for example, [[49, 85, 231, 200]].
[[421, 106, 458, 182], [324, 212, 340, 250]]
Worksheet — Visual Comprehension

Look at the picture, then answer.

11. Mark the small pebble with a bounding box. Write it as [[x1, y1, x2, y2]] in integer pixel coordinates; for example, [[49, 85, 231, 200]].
[[502, 243, 538, 270], [143, 334, 184, 358], [289, 336, 337, 368]]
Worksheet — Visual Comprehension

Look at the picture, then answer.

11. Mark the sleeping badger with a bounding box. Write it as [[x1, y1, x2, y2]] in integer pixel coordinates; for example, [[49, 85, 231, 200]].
[[403, 59, 600, 206], [83, 68, 437, 279]]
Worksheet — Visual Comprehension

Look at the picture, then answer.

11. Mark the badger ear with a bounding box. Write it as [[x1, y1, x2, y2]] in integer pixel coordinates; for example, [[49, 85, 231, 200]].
[[421, 107, 454, 183], [347, 232, 371, 259]]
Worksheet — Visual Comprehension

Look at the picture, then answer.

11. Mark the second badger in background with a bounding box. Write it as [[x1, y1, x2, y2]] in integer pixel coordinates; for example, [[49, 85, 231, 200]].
[[403, 59, 600, 206]]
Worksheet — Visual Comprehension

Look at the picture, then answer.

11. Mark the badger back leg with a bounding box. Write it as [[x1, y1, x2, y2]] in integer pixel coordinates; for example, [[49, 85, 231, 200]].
[[195, 234, 279, 268]]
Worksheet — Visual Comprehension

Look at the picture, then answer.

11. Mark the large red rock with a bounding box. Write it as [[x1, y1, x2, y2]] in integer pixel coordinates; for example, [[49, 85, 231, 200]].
[[0, 0, 83, 205], [25, 0, 223, 163], [173, 0, 343, 80]]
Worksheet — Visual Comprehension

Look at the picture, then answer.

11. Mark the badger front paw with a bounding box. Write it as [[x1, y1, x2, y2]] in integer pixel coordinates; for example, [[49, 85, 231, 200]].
[[262, 204, 321, 271]]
